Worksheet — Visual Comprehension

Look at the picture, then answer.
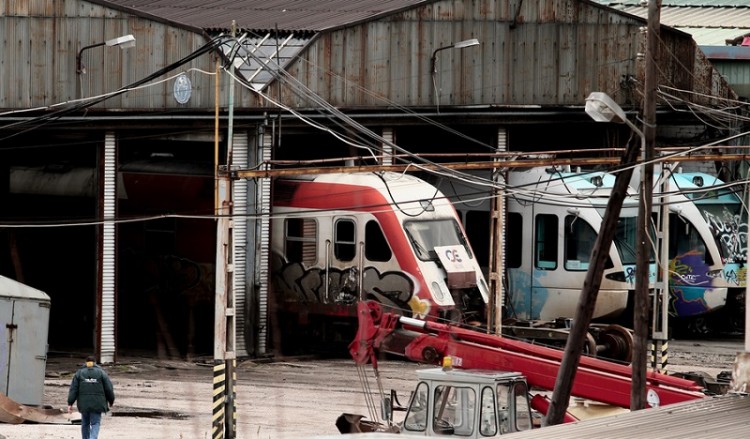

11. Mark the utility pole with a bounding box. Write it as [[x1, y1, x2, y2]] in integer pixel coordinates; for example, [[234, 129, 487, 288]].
[[632, 0, 660, 411], [213, 22, 240, 439], [545, 140, 640, 425]]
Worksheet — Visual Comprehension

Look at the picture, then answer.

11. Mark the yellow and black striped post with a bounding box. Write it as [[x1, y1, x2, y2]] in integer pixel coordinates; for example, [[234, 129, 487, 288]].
[[213, 359, 237, 439], [648, 339, 669, 373]]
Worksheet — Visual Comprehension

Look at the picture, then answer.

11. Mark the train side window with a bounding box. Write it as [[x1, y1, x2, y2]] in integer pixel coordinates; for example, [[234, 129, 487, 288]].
[[335, 218, 356, 261], [506, 213, 522, 268], [285, 218, 317, 264], [564, 215, 596, 271], [465, 210, 490, 269], [535, 214, 558, 270], [364, 220, 392, 262]]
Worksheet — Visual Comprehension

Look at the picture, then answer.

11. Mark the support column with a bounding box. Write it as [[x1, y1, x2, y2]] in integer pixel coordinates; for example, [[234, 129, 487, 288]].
[[487, 128, 507, 335]]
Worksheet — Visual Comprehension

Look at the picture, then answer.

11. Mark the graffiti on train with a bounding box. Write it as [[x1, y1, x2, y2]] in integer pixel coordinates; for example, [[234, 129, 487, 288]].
[[271, 257, 421, 314], [704, 209, 748, 264]]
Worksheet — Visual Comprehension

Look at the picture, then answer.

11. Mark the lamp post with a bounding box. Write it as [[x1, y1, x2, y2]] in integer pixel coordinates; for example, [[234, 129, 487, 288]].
[[545, 92, 643, 425], [430, 38, 480, 108], [585, 91, 652, 410], [77, 34, 136, 74], [585, 92, 645, 150]]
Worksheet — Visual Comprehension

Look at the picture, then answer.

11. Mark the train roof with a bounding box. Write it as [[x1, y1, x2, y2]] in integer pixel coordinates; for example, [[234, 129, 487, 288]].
[[668, 172, 740, 205], [274, 171, 456, 214], [507, 167, 638, 208]]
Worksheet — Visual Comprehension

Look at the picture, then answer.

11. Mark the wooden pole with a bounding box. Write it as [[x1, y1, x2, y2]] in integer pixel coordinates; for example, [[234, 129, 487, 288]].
[[545, 140, 641, 425], [632, 0, 660, 411]]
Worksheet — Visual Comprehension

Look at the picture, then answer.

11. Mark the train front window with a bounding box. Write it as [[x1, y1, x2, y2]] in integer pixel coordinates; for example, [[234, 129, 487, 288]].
[[564, 215, 596, 271], [334, 218, 356, 262], [669, 213, 712, 265], [614, 217, 637, 265], [404, 219, 471, 261]]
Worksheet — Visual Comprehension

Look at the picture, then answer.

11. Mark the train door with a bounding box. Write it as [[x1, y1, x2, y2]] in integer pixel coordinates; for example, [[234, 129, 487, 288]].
[[506, 201, 565, 321], [506, 204, 601, 321]]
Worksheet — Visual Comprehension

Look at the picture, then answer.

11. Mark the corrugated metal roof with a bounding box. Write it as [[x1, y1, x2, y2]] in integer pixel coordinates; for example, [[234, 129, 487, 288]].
[[98, 0, 429, 32], [593, 1, 750, 45], [506, 393, 750, 439], [619, 5, 750, 28], [674, 27, 750, 46], [602, 1, 750, 6]]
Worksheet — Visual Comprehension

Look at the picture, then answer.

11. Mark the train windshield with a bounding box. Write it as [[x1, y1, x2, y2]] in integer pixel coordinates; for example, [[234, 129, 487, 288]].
[[404, 219, 472, 261], [612, 216, 651, 265]]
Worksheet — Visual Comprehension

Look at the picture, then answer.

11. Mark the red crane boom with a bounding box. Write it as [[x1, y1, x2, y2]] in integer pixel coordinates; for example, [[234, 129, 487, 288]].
[[350, 302, 706, 409]]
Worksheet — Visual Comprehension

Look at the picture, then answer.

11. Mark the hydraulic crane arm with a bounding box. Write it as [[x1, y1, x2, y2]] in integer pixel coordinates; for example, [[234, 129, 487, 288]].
[[349, 301, 707, 409]]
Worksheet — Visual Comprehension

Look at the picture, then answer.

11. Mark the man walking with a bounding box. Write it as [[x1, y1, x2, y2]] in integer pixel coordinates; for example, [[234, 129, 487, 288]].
[[68, 355, 115, 439]]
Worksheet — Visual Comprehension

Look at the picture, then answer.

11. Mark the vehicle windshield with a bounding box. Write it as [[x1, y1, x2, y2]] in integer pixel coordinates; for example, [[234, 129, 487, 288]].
[[404, 219, 472, 261], [613, 216, 655, 265]]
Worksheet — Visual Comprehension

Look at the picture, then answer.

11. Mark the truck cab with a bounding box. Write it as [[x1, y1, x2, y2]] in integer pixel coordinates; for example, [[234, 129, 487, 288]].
[[398, 366, 534, 437]]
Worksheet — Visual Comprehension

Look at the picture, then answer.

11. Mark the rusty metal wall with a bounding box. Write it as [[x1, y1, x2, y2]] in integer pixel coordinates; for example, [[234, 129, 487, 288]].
[[0, 0, 227, 111], [267, 0, 733, 110]]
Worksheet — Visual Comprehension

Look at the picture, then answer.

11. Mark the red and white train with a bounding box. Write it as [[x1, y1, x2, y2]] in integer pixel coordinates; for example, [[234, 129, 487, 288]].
[[270, 172, 490, 351]]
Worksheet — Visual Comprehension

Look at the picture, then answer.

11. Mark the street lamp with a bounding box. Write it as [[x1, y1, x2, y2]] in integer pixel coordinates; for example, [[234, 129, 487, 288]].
[[77, 34, 136, 74], [585, 92, 645, 149], [586, 90, 658, 409], [431, 38, 480, 107]]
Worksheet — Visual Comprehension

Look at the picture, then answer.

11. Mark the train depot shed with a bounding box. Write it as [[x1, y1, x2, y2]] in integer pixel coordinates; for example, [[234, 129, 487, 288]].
[[0, 0, 744, 362]]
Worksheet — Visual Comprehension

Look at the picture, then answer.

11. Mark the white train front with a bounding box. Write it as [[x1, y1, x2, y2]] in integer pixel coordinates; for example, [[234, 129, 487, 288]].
[[270, 172, 490, 351]]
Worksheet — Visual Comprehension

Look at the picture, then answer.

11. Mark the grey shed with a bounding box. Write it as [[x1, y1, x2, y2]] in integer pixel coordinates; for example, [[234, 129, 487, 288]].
[[0, 276, 51, 406]]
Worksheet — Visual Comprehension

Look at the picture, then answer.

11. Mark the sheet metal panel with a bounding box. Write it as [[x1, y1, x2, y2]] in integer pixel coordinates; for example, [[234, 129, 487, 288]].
[[99, 0, 428, 32], [267, 0, 732, 110], [507, 393, 750, 439], [101, 132, 117, 364], [232, 132, 249, 357], [256, 130, 273, 355], [0, 0, 221, 111]]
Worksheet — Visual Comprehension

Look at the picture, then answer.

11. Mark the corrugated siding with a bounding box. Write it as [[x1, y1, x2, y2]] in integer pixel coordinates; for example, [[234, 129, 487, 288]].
[[507, 394, 750, 439], [0, 0, 226, 111], [714, 60, 750, 98], [265, 0, 732, 110], [256, 130, 272, 355], [232, 132, 249, 357], [617, 5, 750, 28], [99, 0, 428, 32], [101, 132, 117, 363]]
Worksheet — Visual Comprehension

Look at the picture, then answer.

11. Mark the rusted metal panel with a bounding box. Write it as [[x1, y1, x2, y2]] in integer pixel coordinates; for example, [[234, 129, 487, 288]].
[[264, 0, 732, 112], [1, 0, 735, 112], [1, 0, 222, 111], [99, 0, 428, 32]]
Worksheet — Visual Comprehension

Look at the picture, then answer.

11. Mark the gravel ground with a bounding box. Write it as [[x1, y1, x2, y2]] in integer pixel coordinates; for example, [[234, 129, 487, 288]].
[[0, 337, 744, 439]]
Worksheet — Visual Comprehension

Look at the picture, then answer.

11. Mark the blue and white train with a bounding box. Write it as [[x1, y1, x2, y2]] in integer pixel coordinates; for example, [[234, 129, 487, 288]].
[[654, 169, 746, 335]]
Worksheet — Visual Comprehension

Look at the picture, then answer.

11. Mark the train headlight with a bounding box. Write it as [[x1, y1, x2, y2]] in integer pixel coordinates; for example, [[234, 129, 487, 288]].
[[431, 281, 446, 301]]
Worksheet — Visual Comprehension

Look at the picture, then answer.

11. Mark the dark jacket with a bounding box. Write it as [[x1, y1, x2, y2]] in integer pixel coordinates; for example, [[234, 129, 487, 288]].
[[67, 364, 115, 414]]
